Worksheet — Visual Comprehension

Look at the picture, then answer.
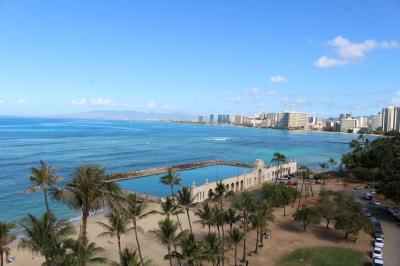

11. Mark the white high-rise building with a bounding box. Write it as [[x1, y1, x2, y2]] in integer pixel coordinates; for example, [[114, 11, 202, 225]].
[[382, 106, 400, 132], [370, 113, 382, 130], [340, 118, 357, 132], [356, 116, 368, 128], [277, 111, 307, 129]]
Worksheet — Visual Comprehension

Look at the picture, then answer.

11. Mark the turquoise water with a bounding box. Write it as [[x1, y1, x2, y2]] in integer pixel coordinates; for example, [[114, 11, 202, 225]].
[[0, 118, 362, 222], [118, 165, 251, 197]]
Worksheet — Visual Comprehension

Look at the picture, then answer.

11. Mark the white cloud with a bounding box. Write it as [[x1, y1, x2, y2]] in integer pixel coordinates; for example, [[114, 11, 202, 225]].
[[71, 98, 87, 106], [315, 36, 398, 68], [17, 99, 28, 104], [270, 75, 287, 83], [0, 99, 3, 104], [90, 97, 112, 106], [314, 56, 348, 68], [162, 104, 174, 111], [266, 90, 278, 96], [248, 87, 260, 95], [147, 100, 157, 108], [219, 91, 230, 97], [280, 98, 307, 106], [228, 96, 243, 104]]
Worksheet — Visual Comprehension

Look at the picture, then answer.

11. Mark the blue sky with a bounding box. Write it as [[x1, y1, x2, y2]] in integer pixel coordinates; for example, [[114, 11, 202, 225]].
[[0, 0, 399, 117]]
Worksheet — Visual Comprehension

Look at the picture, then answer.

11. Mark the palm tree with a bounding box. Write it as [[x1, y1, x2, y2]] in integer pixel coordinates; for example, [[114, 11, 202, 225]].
[[195, 202, 214, 233], [224, 208, 239, 231], [155, 196, 184, 219], [228, 228, 244, 266], [125, 193, 152, 266], [271, 152, 287, 188], [203, 232, 224, 266], [319, 162, 328, 197], [97, 209, 131, 253], [328, 157, 337, 171], [250, 200, 274, 253], [66, 239, 109, 266], [160, 168, 181, 196], [160, 169, 183, 230], [175, 233, 205, 266], [151, 217, 185, 266], [176, 187, 196, 233], [112, 247, 153, 266], [209, 181, 228, 265], [0, 222, 16, 266], [18, 212, 76, 264], [25, 160, 61, 213], [50, 164, 121, 241], [231, 191, 255, 263]]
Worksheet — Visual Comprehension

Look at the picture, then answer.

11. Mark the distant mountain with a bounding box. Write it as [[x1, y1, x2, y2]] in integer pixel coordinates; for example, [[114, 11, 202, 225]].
[[59, 110, 196, 121]]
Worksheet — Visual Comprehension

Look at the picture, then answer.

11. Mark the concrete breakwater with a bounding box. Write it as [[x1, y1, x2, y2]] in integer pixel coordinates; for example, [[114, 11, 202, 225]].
[[105, 160, 253, 182]]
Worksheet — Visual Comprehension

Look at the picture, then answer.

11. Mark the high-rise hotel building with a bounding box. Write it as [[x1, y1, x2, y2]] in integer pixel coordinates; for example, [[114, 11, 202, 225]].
[[277, 111, 307, 129], [382, 106, 400, 132]]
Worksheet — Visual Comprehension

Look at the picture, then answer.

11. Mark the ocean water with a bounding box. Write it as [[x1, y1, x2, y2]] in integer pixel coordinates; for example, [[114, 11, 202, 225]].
[[0, 118, 360, 223]]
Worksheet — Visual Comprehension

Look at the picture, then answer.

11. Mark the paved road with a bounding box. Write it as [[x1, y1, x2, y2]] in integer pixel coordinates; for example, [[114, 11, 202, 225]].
[[351, 189, 400, 266]]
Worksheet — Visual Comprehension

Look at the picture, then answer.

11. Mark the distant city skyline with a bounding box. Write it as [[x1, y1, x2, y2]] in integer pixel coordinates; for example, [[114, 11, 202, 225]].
[[0, 0, 400, 117]]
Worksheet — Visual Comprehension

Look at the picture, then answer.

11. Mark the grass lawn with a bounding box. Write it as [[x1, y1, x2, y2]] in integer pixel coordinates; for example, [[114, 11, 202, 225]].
[[278, 247, 368, 266]]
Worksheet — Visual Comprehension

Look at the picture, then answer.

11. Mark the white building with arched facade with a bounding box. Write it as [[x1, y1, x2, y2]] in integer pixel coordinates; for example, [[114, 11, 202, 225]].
[[190, 159, 297, 203]]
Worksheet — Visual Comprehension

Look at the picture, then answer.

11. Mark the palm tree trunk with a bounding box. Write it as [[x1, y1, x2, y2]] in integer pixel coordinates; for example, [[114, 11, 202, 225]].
[[167, 246, 173, 266], [133, 222, 144, 266], [173, 243, 182, 266], [254, 230, 259, 253], [208, 224, 211, 233], [43, 188, 50, 213], [259, 230, 264, 247], [234, 243, 237, 266], [117, 234, 121, 253], [80, 210, 90, 241], [1, 250, 4, 266], [297, 180, 304, 210], [241, 220, 247, 262], [186, 208, 193, 233], [283, 204, 286, 216], [221, 224, 225, 266], [176, 214, 183, 231]]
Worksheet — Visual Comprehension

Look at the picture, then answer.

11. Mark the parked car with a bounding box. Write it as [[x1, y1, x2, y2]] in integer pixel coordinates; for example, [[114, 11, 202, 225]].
[[371, 199, 381, 206], [375, 232, 384, 239], [374, 238, 384, 248], [364, 193, 373, 200], [354, 185, 364, 190], [373, 258, 384, 266], [372, 247, 383, 259]]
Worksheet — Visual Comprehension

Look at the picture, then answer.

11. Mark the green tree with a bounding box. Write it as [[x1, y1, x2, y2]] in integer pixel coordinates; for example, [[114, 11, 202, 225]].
[[293, 205, 321, 232], [231, 191, 256, 262], [228, 228, 244, 266], [25, 160, 61, 213], [202, 232, 225, 266], [18, 212, 76, 265], [271, 152, 287, 187], [0, 222, 16, 266], [50, 164, 121, 241], [328, 158, 337, 171], [319, 162, 328, 197], [66, 239, 109, 266], [176, 187, 196, 233], [315, 195, 337, 229], [223, 208, 239, 231], [160, 168, 181, 196], [175, 233, 205, 266], [195, 202, 214, 233], [97, 209, 131, 253], [250, 200, 274, 253], [151, 218, 185, 266], [125, 193, 152, 265], [111, 247, 153, 266]]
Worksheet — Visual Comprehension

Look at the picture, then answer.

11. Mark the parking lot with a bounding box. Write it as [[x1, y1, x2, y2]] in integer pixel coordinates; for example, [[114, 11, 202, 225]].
[[352, 189, 400, 266]]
